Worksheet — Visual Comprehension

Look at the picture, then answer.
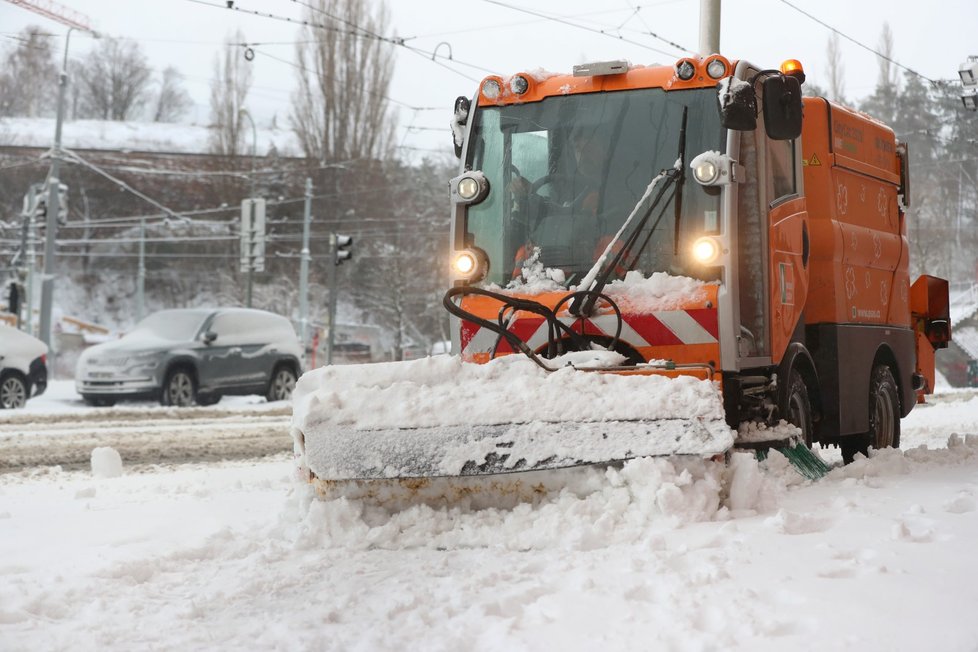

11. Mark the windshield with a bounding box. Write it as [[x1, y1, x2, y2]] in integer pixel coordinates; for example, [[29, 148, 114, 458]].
[[465, 87, 723, 287], [128, 310, 208, 341]]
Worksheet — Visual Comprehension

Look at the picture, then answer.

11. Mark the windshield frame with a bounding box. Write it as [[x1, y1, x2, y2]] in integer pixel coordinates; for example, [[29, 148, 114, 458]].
[[462, 86, 725, 289]]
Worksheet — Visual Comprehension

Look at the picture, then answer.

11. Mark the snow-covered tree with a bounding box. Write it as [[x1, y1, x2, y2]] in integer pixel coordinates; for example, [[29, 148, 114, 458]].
[[0, 26, 58, 117], [76, 37, 152, 120], [208, 31, 252, 157]]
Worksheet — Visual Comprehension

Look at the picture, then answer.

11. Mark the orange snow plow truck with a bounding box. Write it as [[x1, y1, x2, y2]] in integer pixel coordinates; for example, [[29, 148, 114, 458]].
[[442, 55, 949, 466], [292, 54, 951, 488]]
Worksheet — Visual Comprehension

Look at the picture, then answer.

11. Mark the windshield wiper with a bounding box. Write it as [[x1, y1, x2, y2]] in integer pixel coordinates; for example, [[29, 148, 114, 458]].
[[673, 107, 688, 255]]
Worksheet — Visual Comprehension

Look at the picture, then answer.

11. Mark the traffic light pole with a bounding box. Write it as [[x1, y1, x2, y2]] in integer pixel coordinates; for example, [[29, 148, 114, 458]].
[[326, 233, 338, 365], [298, 178, 312, 365]]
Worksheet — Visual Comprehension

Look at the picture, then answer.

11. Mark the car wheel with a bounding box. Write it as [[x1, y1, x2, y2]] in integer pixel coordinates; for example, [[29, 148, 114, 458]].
[[780, 368, 814, 447], [842, 364, 901, 463], [161, 368, 197, 407], [0, 373, 28, 409], [266, 365, 297, 402]]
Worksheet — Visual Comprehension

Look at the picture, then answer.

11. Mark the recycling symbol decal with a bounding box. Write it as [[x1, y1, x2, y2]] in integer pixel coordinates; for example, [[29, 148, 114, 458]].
[[845, 266, 857, 300]]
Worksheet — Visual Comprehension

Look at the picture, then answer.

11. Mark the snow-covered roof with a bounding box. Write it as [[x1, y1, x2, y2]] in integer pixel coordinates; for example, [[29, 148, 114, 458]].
[[0, 117, 302, 157]]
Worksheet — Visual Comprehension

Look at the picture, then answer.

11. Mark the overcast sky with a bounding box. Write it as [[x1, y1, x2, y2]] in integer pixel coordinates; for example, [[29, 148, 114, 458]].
[[1, 0, 973, 159]]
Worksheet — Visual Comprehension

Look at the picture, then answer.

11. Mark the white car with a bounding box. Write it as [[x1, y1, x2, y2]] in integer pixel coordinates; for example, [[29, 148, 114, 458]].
[[0, 324, 48, 409]]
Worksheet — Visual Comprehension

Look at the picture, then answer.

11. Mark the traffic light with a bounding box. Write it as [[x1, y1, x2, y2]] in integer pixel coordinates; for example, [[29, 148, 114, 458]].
[[7, 282, 20, 315], [335, 234, 353, 265]]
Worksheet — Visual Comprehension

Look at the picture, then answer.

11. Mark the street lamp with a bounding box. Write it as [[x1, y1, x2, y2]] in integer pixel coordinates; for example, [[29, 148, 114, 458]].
[[238, 108, 257, 196]]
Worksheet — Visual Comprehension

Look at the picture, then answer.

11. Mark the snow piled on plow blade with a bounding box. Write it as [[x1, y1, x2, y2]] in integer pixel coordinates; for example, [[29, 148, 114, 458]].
[[291, 353, 733, 481]]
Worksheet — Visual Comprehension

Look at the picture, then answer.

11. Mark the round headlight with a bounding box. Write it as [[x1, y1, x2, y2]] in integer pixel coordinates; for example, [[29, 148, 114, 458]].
[[510, 75, 529, 95], [676, 59, 696, 81], [706, 58, 727, 79], [453, 251, 476, 275], [693, 160, 719, 184], [452, 248, 488, 281], [692, 237, 721, 265], [482, 78, 502, 100], [457, 176, 480, 200]]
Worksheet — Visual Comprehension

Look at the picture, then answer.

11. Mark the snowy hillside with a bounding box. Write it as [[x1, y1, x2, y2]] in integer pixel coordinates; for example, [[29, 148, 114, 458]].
[[0, 117, 302, 157]]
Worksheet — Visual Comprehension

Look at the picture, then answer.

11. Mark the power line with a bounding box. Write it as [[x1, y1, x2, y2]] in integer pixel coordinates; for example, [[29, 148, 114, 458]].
[[482, 0, 690, 58], [775, 0, 941, 86]]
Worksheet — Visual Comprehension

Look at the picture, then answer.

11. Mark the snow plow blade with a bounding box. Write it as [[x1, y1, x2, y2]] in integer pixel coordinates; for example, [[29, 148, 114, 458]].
[[299, 417, 735, 481]]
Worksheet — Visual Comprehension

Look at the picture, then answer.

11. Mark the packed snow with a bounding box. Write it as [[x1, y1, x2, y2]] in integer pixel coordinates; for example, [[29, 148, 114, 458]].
[[3, 387, 978, 650], [290, 353, 731, 479]]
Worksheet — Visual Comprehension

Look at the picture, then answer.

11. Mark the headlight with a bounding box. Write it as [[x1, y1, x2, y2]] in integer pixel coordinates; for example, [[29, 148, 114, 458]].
[[692, 237, 721, 265], [457, 177, 480, 200], [481, 78, 502, 101], [706, 58, 727, 79], [675, 59, 696, 81], [693, 160, 719, 184], [510, 75, 529, 95], [452, 248, 488, 282], [450, 171, 489, 204]]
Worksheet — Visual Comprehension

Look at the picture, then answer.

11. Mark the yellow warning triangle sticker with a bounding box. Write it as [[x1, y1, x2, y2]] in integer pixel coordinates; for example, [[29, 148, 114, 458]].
[[808, 153, 821, 166]]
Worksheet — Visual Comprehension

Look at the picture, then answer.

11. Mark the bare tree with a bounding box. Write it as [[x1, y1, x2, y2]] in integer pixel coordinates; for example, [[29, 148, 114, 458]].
[[76, 37, 152, 120], [153, 66, 193, 123], [290, 0, 397, 163], [0, 26, 58, 117], [826, 33, 847, 105], [208, 31, 252, 156]]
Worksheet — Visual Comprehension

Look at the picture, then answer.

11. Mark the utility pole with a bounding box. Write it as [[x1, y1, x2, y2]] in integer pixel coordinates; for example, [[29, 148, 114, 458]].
[[298, 178, 312, 366], [136, 217, 146, 320], [12, 0, 99, 349], [698, 0, 720, 56]]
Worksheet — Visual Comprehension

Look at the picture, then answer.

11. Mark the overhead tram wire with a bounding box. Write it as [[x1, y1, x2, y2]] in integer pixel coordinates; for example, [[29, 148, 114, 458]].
[[775, 0, 941, 86], [481, 0, 692, 58], [185, 0, 494, 83]]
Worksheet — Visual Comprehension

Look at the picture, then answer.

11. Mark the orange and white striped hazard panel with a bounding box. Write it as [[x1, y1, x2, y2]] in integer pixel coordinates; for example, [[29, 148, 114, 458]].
[[460, 308, 718, 358]]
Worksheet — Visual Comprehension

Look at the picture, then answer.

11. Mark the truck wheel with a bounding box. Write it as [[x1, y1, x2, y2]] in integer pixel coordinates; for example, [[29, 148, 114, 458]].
[[781, 369, 813, 446], [841, 364, 900, 463], [161, 368, 197, 407], [266, 365, 297, 402], [0, 373, 28, 409]]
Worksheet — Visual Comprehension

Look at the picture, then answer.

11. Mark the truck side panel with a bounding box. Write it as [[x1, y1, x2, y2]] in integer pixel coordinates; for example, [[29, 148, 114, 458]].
[[799, 98, 916, 438], [801, 98, 910, 328]]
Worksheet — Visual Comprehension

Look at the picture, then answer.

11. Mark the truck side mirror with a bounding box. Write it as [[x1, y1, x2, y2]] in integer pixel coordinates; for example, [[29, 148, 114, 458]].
[[762, 75, 803, 140], [203, 331, 217, 344], [717, 78, 757, 131], [452, 95, 470, 159]]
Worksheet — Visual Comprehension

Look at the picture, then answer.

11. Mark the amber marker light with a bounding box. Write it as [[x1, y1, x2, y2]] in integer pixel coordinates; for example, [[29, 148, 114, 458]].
[[780, 59, 806, 84]]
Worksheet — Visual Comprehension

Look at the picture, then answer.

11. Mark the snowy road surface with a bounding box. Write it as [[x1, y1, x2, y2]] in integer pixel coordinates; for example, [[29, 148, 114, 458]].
[[2, 386, 978, 650], [0, 381, 291, 471]]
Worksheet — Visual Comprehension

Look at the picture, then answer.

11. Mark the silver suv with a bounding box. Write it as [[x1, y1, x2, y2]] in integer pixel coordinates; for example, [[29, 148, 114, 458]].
[[75, 308, 303, 407]]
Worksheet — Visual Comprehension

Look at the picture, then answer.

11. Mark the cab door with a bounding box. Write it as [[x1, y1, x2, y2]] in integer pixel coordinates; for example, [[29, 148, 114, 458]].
[[734, 113, 808, 367]]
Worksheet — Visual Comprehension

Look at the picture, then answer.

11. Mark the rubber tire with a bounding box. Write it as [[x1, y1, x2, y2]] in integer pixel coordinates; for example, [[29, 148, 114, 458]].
[[841, 364, 901, 463], [266, 365, 297, 402], [161, 368, 197, 407], [781, 368, 814, 447], [0, 372, 28, 409]]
